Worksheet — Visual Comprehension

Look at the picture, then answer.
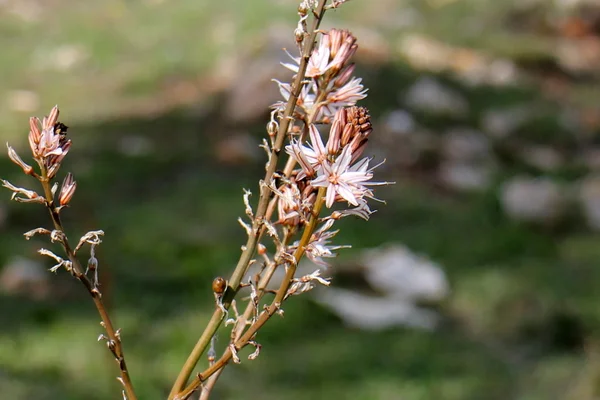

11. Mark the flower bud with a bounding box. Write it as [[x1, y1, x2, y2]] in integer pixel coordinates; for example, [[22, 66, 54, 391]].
[[267, 120, 278, 137], [327, 108, 347, 155], [257, 243, 267, 255], [328, 29, 357, 72], [59, 172, 77, 206], [333, 63, 355, 88], [42, 105, 59, 131], [340, 106, 372, 148], [7, 144, 33, 175], [277, 183, 302, 227]]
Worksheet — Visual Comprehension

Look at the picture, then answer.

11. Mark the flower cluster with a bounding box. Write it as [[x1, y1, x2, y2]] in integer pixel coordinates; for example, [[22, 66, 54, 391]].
[[4, 106, 76, 208], [269, 28, 388, 269], [28, 106, 71, 178], [276, 28, 367, 121], [286, 106, 382, 209], [276, 106, 386, 265]]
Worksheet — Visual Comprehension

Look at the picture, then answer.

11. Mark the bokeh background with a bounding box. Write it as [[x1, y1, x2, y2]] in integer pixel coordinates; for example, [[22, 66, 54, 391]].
[[3, 0, 600, 399]]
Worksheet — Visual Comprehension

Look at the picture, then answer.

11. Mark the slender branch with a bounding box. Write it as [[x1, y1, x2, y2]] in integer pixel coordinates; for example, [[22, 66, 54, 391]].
[[167, 1, 329, 397], [198, 368, 223, 400], [175, 188, 327, 400], [39, 174, 137, 400]]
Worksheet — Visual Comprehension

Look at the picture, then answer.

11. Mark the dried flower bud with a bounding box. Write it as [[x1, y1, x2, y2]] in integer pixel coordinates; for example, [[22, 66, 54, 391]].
[[340, 106, 371, 148], [277, 183, 302, 227], [7, 144, 34, 175], [298, 2, 309, 15], [1, 179, 43, 203], [267, 120, 278, 137], [257, 243, 267, 255], [301, 189, 317, 217], [59, 172, 77, 206], [295, 27, 305, 46], [212, 277, 227, 295]]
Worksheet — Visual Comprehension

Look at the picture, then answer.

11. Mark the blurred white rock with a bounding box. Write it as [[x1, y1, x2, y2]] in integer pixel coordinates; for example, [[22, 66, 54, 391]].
[[481, 106, 529, 138], [441, 127, 490, 162], [520, 145, 564, 172], [439, 161, 492, 191], [6, 0, 42, 22], [315, 287, 440, 330], [403, 77, 469, 117], [32, 44, 89, 72], [500, 176, 566, 223], [315, 244, 449, 331], [556, 37, 600, 75], [7, 90, 39, 113], [361, 244, 450, 302], [381, 109, 416, 137], [118, 134, 154, 157], [399, 35, 453, 73], [398, 34, 518, 86], [53, 45, 89, 71]]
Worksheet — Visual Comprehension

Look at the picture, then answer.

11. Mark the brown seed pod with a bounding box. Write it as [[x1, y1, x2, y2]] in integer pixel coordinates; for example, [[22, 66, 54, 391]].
[[212, 277, 227, 295]]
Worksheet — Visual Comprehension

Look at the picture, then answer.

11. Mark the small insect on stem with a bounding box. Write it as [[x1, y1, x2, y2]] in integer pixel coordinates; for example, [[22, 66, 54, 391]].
[[212, 277, 228, 317]]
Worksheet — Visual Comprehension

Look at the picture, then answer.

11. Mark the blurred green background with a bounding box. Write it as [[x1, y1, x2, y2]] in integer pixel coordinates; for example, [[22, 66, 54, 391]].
[[3, 0, 600, 399]]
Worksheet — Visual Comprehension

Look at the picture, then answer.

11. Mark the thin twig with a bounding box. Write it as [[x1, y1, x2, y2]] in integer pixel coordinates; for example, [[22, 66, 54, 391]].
[[198, 369, 223, 400], [167, 1, 329, 397], [39, 174, 137, 400]]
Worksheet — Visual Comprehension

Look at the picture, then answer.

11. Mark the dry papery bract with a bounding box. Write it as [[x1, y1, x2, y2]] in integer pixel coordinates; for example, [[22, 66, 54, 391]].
[[1, 1, 390, 399]]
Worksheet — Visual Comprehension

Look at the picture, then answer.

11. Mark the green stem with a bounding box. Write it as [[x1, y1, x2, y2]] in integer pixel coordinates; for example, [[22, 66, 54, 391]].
[[175, 188, 327, 400]]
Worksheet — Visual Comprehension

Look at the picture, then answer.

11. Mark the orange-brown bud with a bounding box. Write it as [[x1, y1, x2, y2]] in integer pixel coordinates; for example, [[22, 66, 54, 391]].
[[212, 277, 227, 295], [257, 243, 267, 255]]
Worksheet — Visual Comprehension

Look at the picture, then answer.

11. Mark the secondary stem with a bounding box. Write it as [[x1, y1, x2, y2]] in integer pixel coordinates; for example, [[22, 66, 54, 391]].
[[39, 175, 137, 400]]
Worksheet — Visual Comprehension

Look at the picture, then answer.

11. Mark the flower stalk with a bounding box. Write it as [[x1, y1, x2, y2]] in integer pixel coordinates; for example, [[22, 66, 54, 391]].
[[170, 1, 388, 398], [2, 106, 137, 400], [167, 1, 331, 397]]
